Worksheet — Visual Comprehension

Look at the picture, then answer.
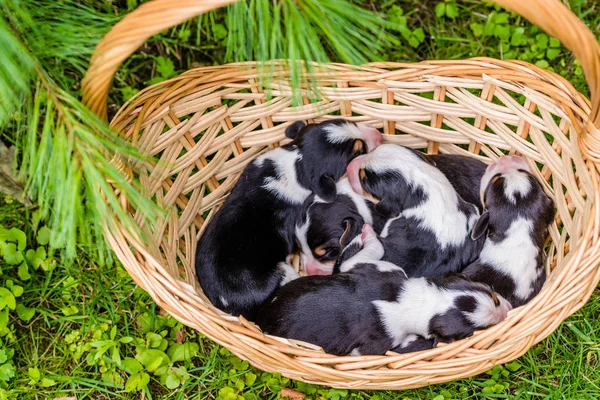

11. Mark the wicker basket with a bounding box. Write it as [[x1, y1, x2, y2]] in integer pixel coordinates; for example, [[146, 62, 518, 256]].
[[81, 0, 600, 390]]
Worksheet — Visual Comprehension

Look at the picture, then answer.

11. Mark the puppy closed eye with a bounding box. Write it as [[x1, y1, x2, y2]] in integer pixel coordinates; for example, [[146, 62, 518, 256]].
[[314, 246, 340, 260], [353, 139, 365, 154], [359, 168, 367, 181]]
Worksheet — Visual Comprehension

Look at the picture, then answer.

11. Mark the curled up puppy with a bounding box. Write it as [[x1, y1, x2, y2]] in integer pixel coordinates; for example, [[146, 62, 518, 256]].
[[195, 119, 382, 320], [257, 225, 511, 356], [295, 153, 487, 276], [295, 178, 388, 276], [345, 144, 483, 279], [462, 155, 555, 308]]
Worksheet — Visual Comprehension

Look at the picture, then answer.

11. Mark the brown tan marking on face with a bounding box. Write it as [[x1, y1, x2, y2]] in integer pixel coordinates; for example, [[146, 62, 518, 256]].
[[356, 168, 381, 203], [314, 247, 327, 257], [491, 292, 500, 307], [362, 191, 380, 204], [353, 139, 364, 153]]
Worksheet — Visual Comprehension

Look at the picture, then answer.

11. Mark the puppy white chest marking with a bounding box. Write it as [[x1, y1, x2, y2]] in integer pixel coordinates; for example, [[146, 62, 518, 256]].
[[479, 217, 539, 300], [255, 148, 311, 204]]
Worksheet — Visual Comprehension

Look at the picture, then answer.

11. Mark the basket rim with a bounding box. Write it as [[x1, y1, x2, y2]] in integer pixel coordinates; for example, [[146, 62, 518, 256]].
[[114, 58, 593, 126], [103, 58, 600, 389]]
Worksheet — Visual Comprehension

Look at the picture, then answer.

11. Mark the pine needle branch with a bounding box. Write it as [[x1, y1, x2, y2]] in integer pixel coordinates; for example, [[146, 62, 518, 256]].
[[1, 0, 402, 262], [220, 0, 402, 104], [2, 1, 163, 262]]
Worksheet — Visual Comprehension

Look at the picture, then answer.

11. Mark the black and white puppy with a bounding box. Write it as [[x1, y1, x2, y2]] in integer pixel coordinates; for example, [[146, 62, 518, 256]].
[[257, 224, 511, 356], [295, 178, 388, 276], [295, 154, 486, 276], [346, 144, 483, 279], [195, 119, 382, 320], [461, 155, 555, 308]]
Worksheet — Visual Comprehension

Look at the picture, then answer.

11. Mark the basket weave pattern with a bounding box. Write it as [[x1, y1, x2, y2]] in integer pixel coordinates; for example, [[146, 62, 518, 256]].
[[82, 0, 600, 389]]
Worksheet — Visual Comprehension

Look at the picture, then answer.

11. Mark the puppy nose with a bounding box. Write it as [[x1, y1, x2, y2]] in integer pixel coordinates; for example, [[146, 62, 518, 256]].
[[370, 128, 383, 149], [498, 295, 512, 320], [507, 155, 529, 171], [356, 123, 383, 152], [496, 155, 529, 170]]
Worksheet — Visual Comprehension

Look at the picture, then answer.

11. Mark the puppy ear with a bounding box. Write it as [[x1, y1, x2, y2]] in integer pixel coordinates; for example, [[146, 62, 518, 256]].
[[285, 121, 306, 139], [339, 217, 361, 247], [312, 175, 337, 202], [471, 210, 490, 240], [543, 195, 555, 226], [430, 309, 474, 341], [375, 198, 401, 219]]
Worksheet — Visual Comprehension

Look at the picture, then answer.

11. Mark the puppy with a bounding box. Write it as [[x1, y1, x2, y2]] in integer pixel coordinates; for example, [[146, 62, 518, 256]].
[[295, 178, 388, 276], [346, 144, 483, 278], [257, 225, 511, 356], [295, 153, 486, 276], [461, 155, 555, 308], [195, 119, 382, 320]]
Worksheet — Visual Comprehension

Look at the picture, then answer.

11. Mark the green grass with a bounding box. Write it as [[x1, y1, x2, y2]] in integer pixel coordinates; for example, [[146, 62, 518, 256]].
[[2, 0, 600, 399]]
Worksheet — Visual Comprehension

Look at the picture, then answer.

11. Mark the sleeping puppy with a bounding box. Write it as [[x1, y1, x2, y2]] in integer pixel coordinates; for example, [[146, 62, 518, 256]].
[[461, 155, 555, 308], [257, 225, 511, 356], [346, 144, 483, 279], [195, 119, 382, 320], [295, 178, 388, 276], [296, 154, 486, 276]]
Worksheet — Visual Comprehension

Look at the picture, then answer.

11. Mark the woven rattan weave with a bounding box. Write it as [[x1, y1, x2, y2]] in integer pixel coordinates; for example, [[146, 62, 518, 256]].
[[80, 0, 600, 389]]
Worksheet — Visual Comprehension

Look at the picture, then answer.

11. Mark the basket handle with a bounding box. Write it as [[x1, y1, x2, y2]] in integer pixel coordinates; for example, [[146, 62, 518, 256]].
[[82, 0, 600, 156], [81, 0, 241, 121]]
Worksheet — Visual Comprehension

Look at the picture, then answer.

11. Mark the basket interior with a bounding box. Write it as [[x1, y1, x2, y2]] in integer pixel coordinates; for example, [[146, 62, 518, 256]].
[[111, 60, 596, 375]]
